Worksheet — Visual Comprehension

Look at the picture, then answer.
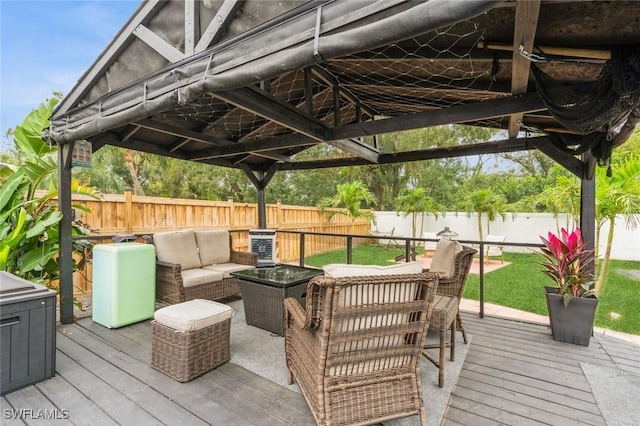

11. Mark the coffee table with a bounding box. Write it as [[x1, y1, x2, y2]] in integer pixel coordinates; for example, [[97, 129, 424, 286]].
[[231, 265, 323, 336]]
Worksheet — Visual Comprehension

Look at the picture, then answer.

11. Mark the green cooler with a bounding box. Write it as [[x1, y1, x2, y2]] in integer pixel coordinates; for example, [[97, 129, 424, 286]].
[[92, 243, 156, 328]]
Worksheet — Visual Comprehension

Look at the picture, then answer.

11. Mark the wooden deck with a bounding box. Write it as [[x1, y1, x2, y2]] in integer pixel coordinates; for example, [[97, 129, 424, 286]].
[[2, 312, 638, 425]]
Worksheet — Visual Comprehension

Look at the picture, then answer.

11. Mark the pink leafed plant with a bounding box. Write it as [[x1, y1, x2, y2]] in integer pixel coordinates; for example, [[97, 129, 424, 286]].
[[539, 228, 597, 306]]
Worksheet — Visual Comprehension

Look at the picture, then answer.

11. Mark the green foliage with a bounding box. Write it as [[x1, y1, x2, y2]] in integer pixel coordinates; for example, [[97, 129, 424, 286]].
[[593, 153, 640, 295], [459, 188, 507, 240], [317, 181, 377, 229], [1, 98, 100, 299], [394, 188, 443, 239]]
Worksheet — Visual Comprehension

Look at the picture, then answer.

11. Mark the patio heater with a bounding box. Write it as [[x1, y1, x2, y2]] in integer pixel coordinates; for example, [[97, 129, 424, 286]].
[[437, 227, 458, 240]]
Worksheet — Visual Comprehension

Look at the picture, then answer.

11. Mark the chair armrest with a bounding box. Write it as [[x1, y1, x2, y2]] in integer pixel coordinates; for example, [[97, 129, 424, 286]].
[[284, 297, 308, 329], [230, 250, 258, 266], [156, 260, 182, 282], [155, 260, 185, 304]]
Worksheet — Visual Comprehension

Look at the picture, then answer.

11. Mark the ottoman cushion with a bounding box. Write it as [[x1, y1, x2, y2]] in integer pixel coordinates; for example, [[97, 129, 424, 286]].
[[154, 299, 233, 332]]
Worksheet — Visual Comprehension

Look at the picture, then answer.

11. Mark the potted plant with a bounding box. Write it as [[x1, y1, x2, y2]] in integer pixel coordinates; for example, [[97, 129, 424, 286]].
[[538, 228, 598, 346]]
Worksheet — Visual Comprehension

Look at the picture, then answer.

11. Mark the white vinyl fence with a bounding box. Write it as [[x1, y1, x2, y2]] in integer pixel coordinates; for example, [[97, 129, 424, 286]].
[[372, 211, 640, 261]]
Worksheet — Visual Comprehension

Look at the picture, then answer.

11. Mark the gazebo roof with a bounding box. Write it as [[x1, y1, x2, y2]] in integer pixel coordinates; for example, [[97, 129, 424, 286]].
[[50, 0, 640, 172]]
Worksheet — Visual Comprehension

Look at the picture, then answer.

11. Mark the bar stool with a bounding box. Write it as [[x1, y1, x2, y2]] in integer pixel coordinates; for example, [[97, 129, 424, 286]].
[[422, 294, 458, 387]]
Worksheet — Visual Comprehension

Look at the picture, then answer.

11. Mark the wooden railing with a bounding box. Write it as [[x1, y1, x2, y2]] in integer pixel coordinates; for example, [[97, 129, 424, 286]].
[[66, 191, 370, 296]]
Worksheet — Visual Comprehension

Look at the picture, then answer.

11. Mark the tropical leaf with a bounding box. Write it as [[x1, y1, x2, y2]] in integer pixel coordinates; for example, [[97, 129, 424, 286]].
[[25, 211, 63, 239], [13, 98, 58, 159], [17, 245, 60, 274], [0, 169, 26, 212]]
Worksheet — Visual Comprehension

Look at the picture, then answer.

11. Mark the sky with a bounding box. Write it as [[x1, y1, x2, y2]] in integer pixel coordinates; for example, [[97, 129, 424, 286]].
[[1, 0, 140, 146]]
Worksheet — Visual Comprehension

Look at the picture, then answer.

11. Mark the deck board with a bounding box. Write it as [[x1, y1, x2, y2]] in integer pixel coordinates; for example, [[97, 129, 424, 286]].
[[2, 311, 637, 425], [442, 312, 638, 425]]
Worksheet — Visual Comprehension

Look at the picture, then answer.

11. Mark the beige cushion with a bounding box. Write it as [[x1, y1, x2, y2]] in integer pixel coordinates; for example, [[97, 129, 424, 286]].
[[203, 263, 254, 279], [323, 261, 423, 278], [181, 268, 223, 288], [429, 239, 463, 277], [154, 230, 201, 269], [154, 299, 233, 332], [195, 230, 230, 265]]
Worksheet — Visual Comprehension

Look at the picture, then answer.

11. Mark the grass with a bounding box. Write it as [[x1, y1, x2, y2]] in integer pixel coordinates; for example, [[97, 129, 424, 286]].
[[303, 244, 640, 336]]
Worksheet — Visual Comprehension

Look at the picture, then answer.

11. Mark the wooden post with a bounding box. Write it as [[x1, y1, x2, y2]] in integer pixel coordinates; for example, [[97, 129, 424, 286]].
[[276, 200, 283, 229], [124, 187, 133, 234], [58, 142, 74, 324], [228, 197, 235, 229], [580, 151, 597, 274]]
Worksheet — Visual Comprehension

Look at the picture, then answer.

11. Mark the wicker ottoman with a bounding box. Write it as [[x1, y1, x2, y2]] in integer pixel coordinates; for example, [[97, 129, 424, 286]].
[[151, 299, 234, 382]]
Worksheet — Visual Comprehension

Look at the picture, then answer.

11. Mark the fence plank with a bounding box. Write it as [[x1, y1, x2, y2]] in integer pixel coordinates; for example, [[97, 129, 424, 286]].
[[55, 192, 370, 296]]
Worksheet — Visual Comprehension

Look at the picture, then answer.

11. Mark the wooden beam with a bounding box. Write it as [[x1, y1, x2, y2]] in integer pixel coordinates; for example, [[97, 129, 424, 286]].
[[304, 67, 314, 115], [93, 132, 236, 168], [189, 133, 317, 161], [281, 136, 544, 170], [212, 86, 380, 162], [184, 0, 199, 56], [340, 75, 512, 96], [135, 118, 234, 147], [508, 0, 541, 138], [133, 24, 184, 63], [249, 151, 290, 162], [236, 85, 333, 143], [528, 137, 583, 178], [311, 66, 378, 118], [55, 0, 163, 114], [477, 41, 611, 61], [195, 0, 243, 53], [328, 92, 546, 141], [213, 87, 327, 141]]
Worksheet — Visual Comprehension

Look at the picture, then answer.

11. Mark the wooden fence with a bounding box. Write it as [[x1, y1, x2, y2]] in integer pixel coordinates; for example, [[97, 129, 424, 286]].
[[68, 191, 370, 296]]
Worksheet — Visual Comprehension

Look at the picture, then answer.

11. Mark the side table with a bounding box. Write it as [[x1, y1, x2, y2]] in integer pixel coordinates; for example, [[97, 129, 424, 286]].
[[231, 265, 323, 336]]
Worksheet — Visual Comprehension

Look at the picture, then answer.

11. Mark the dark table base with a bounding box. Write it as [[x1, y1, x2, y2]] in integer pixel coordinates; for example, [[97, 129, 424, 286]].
[[237, 278, 308, 336]]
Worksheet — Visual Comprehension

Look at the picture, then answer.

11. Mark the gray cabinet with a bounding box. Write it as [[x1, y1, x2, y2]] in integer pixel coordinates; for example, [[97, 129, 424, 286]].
[[1, 272, 57, 395]]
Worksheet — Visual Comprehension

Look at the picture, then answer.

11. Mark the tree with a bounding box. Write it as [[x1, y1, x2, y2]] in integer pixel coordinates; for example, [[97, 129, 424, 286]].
[[394, 187, 443, 241], [1, 98, 101, 299], [317, 181, 377, 234], [460, 189, 507, 240], [593, 153, 640, 295], [536, 172, 581, 231]]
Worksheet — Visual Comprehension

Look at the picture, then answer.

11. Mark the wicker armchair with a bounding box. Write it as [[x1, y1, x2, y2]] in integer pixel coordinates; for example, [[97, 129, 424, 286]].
[[284, 273, 438, 426], [427, 244, 477, 343], [422, 243, 476, 386]]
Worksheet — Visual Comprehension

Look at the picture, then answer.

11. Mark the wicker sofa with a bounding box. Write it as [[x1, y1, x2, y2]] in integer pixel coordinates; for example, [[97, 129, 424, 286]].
[[152, 229, 257, 304]]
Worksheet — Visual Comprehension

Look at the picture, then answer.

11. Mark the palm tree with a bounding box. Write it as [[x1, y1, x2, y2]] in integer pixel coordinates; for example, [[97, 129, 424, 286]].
[[461, 189, 507, 241], [537, 173, 581, 231], [394, 187, 443, 242], [593, 154, 640, 295], [317, 181, 377, 234]]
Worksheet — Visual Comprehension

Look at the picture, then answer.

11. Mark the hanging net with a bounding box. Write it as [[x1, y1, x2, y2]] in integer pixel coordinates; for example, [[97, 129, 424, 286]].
[[531, 45, 640, 170]]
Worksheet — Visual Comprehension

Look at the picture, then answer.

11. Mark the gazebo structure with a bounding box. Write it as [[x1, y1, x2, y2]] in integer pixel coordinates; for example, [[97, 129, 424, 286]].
[[50, 0, 640, 323]]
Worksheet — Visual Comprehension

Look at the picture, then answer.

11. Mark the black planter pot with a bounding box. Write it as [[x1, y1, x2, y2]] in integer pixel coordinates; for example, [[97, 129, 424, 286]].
[[544, 287, 599, 346]]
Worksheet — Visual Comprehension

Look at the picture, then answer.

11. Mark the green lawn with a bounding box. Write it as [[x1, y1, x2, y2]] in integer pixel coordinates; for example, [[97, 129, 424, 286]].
[[304, 244, 640, 336]]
